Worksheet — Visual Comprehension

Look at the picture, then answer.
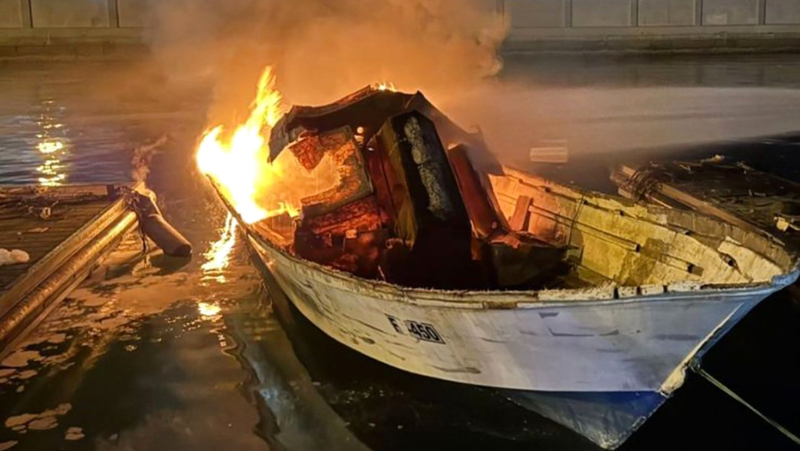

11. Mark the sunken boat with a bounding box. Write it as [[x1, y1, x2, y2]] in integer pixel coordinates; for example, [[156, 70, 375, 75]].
[[207, 87, 799, 449]]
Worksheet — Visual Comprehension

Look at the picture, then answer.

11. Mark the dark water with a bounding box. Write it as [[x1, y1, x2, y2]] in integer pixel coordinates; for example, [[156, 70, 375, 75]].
[[1, 56, 799, 451]]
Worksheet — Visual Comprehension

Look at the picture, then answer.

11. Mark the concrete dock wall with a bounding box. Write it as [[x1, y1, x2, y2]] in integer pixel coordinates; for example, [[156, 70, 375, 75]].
[[503, 0, 800, 51], [503, 0, 800, 28], [1, 0, 800, 55]]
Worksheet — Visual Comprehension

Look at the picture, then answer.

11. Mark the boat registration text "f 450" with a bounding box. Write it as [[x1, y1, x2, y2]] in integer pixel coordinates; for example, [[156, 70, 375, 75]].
[[386, 315, 445, 344]]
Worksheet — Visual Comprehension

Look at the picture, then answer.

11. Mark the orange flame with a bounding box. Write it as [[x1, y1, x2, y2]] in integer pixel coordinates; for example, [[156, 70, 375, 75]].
[[196, 66, 346, 229], [196, 67, 285, 224]]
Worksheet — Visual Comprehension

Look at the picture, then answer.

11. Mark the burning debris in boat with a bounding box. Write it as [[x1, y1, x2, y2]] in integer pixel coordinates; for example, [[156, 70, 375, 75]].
[[197, 74, 567, 290]]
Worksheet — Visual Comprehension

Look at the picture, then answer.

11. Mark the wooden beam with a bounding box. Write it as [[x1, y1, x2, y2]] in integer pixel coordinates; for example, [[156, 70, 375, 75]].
[[617, 164, 758, 233], [509, 195, 532, 231]]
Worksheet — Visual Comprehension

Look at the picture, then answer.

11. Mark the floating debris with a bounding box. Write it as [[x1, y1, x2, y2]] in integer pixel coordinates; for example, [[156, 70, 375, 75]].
[[65, 427, 85, 441], [701, 154, 725, 164], [4, 414, 37, 429], [2, 403, 72, 435], [0, 249, 29, 266], [27, 416, 57, 431], [1, 350, 41, 368]]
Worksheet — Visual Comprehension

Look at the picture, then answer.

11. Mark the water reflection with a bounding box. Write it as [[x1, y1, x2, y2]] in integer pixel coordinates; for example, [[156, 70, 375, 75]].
[[201, 213, 239, 281], [35, 101, 70, 187], [197, 301, 222, 317]]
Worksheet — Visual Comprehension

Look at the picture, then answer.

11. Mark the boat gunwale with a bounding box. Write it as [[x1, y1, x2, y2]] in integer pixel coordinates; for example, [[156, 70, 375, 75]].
[[499, 166, 797, 262], [247, 228, 798, 310]]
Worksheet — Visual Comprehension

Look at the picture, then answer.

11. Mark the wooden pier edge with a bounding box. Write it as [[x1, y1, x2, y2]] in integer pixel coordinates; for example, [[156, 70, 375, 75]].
[[0, 183, 142, 355]]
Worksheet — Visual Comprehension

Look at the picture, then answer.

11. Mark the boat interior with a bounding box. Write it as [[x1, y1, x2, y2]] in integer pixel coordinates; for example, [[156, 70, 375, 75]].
[[489, 167, 794, 290], [250, 87, 796, 292]]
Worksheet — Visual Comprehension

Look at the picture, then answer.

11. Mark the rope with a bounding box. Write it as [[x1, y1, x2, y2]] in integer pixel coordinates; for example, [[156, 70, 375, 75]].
[[116, 185, 149, 254], [690, 362, 800, 446], [625, 163, 668, 201]]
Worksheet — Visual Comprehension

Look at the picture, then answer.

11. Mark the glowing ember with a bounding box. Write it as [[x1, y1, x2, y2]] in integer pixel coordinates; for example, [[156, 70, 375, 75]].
[[196, 67, 285, 224], [202, 213, 238, 273]]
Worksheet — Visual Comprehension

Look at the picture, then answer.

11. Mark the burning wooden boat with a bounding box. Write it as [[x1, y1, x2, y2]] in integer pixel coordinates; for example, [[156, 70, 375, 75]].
[[204, 86, 799, 449]]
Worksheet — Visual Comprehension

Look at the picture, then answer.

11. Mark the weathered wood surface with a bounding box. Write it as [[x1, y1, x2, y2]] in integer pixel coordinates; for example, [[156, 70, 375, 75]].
[[0, 185, 112, 299], [0, 183, 140, 352]]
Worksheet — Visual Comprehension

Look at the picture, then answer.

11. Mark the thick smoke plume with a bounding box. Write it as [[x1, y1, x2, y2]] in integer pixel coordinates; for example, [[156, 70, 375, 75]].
[[144, 0, 505, 127], [138, 1, 800, 169]]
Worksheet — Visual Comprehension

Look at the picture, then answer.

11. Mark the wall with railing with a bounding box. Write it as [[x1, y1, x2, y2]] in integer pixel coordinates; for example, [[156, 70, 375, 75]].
[[503, 0, 800, 30], [2, 0, 800, 51], [0, 0, 144, 29], [501, 0, 800, 50]]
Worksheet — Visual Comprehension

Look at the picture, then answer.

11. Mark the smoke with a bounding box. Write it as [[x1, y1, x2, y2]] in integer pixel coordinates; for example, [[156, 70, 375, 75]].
[[131, 135, 168, 182], [138, 0, 800, 170], [144, 0, 506, 127], [440, 83, 800, 164]]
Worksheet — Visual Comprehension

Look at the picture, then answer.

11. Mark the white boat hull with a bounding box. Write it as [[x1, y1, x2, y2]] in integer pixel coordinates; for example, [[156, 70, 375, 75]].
[[245, 232, 797, 448], [247, 234, 790, 394]]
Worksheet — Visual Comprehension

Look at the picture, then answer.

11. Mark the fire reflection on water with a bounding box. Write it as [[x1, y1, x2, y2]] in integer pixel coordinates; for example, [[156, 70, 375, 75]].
[[198, 214, 238, 320], [197, 302, 222, 317], [201, 213, 239, 281], [35, 103, 69, 187]]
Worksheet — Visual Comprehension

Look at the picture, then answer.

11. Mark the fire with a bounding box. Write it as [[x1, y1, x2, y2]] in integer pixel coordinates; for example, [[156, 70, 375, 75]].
[[376, 81, 397, 92], [196, 65, 350, 230], [196, 67, 285, 224]]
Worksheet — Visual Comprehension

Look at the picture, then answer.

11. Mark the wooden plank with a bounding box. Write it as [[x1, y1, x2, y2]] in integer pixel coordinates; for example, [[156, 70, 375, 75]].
[[509, 195, 532, 231], [0, 184, 131, 303], [0, 195, 109, 295], [617, 164, 758, 233], [0, 183, 141, 351]]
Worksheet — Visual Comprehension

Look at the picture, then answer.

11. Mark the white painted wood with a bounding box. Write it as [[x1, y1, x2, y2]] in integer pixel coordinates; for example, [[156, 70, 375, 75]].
[[248, 235, 794, 393]]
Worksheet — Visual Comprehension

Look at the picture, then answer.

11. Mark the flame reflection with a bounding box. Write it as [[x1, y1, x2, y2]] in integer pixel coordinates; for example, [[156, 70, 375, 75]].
[[201, 213, 239, 278], [35, 103, 70, 187], [197, 302, 222, 317]]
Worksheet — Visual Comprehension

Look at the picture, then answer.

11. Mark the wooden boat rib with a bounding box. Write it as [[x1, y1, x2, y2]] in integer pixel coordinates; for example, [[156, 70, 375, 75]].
[[210, 88, 799, 449]]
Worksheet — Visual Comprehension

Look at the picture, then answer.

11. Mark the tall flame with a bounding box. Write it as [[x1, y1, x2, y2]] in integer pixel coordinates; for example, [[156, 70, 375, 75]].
[[196, 70, 396, 231], [196, 67, 284, 224]]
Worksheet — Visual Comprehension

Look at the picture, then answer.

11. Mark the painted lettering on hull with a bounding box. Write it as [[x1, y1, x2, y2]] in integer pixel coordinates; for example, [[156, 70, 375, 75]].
[[387, 315, 445, 344]]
